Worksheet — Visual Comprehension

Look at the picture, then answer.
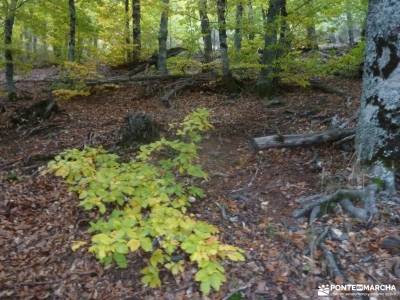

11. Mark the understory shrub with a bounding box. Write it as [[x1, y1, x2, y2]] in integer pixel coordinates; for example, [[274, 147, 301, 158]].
[[47, 108, 245, 295], [51, 62, 100, 100]]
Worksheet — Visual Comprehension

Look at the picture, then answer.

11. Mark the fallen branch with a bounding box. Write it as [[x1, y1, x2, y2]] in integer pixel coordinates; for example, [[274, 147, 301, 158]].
[[251, 128, 355, 150]]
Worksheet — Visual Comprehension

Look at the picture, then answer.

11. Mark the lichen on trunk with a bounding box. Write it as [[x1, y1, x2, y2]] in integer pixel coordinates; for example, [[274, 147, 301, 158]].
[[356, 0, 400, 191]]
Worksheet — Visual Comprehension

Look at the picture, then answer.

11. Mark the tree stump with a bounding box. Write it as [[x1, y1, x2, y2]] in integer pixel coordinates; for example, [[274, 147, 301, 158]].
[[11, 99, 59, 125], [119, 112, 159, 146]]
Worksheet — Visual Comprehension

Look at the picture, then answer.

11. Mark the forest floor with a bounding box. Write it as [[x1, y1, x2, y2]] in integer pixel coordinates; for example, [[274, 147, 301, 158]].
[[0, 71, 399, 299]]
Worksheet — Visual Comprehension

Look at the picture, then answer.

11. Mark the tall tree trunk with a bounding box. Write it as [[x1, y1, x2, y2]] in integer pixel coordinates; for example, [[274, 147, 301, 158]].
[[198, 0, 213, 62], [279, 0, 290, 51], [256, 0, 282, 97], [306, 0, 318, 49], [247, 0, 255, 40], [234, 2, 243, 52], [132, 0, 141, 62], [356, 0, 400, 192], [125, 0, 131, 62], [158, 0, 169, 74], [4, 0, 17, 101], [216, 0, 231, 79], [345, 0, 355, 46], [68, 0, 76, 61]]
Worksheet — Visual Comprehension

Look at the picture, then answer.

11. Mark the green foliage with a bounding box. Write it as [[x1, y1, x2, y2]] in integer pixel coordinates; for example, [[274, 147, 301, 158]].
[[51, 62, 100, 100], [167, 56, 203, 75], [325, 41, 365, 77], [47, 108, 245, 295], [278, 51, 326, 87]]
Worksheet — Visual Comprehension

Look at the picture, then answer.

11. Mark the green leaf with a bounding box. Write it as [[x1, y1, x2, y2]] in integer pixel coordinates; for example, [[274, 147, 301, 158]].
[[115, 242, 129, 254], [140, 237, 153, 252], [113, 252, 128, 268]]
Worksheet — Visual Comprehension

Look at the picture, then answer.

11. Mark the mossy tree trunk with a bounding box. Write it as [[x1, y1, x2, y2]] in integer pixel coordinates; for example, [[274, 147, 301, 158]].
[[247, 0, 255, 40], [4, 0, 18, 101], [67, 0, 76, 61], [256, 0, 282, 97], [124, 0, 132, 62], [132, 0, 141, 62], [217, 0, 235, 89], [198, 0, 213, 62], [234, 2, 243, 52], [158, 0, 169, 74]]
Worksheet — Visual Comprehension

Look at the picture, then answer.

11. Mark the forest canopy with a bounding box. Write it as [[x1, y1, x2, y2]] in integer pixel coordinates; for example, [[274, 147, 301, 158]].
[[1, 0, 367, 72]]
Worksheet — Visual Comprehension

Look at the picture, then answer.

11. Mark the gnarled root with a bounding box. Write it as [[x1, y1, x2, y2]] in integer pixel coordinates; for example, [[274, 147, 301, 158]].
[[294, 184, 378, 223]]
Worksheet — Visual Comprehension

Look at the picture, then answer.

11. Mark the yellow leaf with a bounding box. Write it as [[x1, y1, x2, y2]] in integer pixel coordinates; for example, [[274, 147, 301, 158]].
[[71, 241, 87, 252], [127, 239, 141, 251]]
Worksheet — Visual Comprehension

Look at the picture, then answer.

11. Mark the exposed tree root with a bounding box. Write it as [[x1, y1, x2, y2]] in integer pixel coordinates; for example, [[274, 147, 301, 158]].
[[160, 78, 196, 107], [321, 245, 345, 283], [11, 99, 59, 126], [293, 184, 378, 223], [309, 78, 348, 98], [251, 128, 355, 150]]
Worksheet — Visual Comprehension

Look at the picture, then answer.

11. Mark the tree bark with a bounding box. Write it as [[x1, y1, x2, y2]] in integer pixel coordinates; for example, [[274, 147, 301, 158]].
[[132, 0, 141, 62], [68, 0, 76, 61], [216, 0, 231, 80], [157, 0, 169, 74], [125, 0, 131, 62], [198, 0, 213, 62], [256, 0, 282, 97], [306, 0, 318, 50], [356, 0, 400, 192], [234, 2, 244, 52], [345, 0, 355, 46], [280, 0, 289, 49], [251, 128, 355, 150], [247, 0, 255, 40], [4, 0, 17, 101]]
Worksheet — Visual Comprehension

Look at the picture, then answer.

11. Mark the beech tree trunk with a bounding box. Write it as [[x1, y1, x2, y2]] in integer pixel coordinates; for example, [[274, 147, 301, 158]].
[[234, 2, 243, 52], [4, 0, 17, 101], [198, 0, 213, 62], [68, 0, 76, 61], [125, 0, 131, 62], [132, 0, 141, 61], [158, 0, 169, 74], [256, 0, 282, 97], [356, 0, 400, 191], [247, 0, 255, 40], [306, 0, 318, 49], [345, 0, 355, 46], [216, 0, 231, 79]]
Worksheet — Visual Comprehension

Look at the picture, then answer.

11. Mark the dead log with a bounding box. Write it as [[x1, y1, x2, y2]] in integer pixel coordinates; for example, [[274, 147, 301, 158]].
[[251, 128, 355, 150], [85, 74, 186, 86]]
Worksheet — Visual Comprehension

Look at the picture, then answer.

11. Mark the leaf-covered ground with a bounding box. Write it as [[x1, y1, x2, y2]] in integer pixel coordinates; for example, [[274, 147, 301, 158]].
[[1, 74, 399, 299]]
